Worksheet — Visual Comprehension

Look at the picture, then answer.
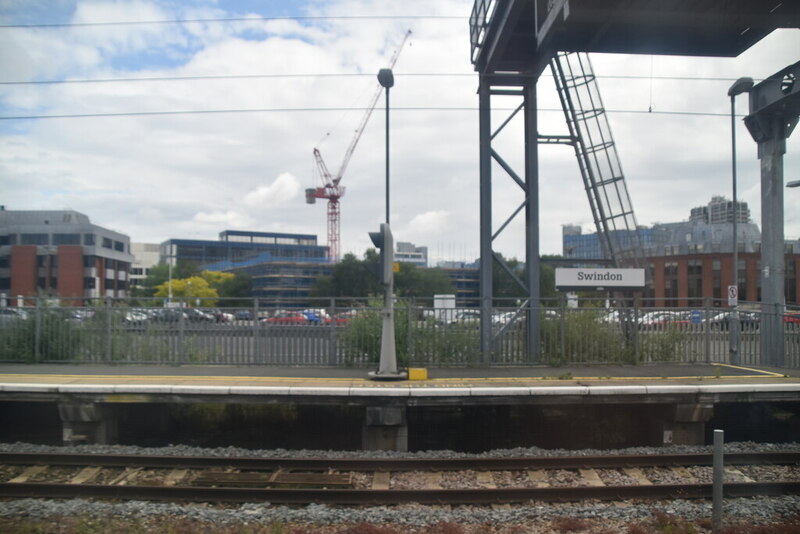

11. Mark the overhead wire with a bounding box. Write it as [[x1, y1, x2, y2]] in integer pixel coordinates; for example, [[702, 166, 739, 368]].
[[0, 107, 739, 121], [0, 14, 466, 29], [0, 73, 763, 86]]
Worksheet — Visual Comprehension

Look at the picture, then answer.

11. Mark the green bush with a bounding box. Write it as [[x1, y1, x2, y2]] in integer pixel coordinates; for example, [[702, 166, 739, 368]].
[[338, 301, 480, 367], [0, 308, 86, 362], [640, 325, 687, 362], [539, 309, 632, 365]]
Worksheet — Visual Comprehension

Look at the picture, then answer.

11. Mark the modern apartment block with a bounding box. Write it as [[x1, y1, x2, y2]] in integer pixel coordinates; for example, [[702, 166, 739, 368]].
[[0, 208, 134, 302]]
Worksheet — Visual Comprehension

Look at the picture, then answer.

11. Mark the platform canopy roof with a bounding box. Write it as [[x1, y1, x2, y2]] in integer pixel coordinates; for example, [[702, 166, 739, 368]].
[[470, 0, 800, 75]]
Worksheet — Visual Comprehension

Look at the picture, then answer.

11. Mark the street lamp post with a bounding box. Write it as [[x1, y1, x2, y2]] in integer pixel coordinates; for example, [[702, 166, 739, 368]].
[[378, 68, 394, 224], [727, 77, 754, 366], [369, 68, 405, 381]]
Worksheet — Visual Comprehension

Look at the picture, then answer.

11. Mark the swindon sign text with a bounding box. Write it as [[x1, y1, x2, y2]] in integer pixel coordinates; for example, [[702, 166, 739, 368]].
[[555, 268, 645, 290]]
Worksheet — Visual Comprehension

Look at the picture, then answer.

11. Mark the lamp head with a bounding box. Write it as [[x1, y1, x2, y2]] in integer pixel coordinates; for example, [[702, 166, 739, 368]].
[[728, 77, 754, 97], [377, 68, 394, 88]]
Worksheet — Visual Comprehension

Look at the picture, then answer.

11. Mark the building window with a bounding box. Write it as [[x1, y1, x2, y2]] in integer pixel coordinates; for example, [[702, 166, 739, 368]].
[[84, 277, 96, 289], [53, 233, 81, 245], [114, 240, 124, 252], [687, 260, 703, 307], [664, 262, 678, 304], [102, 237, 113, 249], [21, 233, 49, 245], [84, 234, 95, 246]]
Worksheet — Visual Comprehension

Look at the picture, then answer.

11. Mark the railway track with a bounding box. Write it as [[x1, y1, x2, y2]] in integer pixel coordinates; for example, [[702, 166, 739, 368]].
[[1, 451, 798, 505]]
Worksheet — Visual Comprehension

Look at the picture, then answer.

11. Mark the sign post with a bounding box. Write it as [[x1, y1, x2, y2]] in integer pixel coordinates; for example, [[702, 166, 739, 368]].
[[727, 285, 738, 307], [728, 284, 740, 365]]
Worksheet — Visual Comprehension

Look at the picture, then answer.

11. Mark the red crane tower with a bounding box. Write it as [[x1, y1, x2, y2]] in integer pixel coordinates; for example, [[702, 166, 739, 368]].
[[306, 29, 412, 263]]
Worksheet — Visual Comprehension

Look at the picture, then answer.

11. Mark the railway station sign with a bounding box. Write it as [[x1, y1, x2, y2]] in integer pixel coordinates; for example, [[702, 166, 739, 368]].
[[555, 268, 645, 291]]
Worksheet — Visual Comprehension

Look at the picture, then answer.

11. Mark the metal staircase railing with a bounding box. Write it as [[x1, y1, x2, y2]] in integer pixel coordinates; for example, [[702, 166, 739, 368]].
[[550, 51, 646, 268]]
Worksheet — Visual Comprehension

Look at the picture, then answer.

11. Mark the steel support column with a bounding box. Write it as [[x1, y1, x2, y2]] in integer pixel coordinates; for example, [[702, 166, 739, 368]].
[[479, 75, 494, 361], [524, 81, 541, 356], [758, 124, 786, 367], [478, 73, 541, 363], [744, 61, 800, 368]]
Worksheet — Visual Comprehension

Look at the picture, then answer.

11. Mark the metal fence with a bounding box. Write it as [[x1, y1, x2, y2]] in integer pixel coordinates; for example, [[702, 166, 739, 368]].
[[1, 297, 798, 368]]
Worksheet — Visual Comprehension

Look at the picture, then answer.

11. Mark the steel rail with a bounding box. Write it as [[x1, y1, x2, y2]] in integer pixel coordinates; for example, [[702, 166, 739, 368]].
[[1, 481, 799, 505], [1, 451, 797, 471]]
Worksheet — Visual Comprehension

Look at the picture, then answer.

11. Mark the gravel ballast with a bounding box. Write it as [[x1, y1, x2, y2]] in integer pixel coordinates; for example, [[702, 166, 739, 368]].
[[0, 441, 798, 530]]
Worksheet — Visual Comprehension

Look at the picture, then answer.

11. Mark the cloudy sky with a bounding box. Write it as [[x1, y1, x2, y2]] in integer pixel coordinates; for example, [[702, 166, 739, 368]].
[[1, 1, 798, 265]]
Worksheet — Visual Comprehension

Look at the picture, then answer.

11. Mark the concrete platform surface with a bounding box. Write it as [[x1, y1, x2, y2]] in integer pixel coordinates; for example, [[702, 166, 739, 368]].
[[0, 363, 797, 389]]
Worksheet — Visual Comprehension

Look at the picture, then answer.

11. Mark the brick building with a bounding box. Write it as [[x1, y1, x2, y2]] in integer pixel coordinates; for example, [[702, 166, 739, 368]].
[[0, 209, 134, 303]]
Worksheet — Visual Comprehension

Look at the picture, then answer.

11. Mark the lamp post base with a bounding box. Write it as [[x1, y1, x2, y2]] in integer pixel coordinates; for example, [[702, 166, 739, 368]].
[[368, 370, 408, 381]]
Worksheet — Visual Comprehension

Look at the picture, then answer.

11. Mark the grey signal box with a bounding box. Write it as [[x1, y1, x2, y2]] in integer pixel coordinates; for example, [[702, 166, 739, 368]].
[[369, 223, 394, 285]]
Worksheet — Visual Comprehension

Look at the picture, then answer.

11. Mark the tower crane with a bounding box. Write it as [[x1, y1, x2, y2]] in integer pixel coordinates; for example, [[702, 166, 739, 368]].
[[306, 29, 412, 263]]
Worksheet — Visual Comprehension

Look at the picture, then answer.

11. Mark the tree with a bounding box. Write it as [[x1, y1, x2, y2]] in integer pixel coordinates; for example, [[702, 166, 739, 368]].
[[213, 273, 252, 305], [492, 254, 559, 303], [134, 259, 199, 298], [394, 263, 454, 300], [310, 252, 382, 298], [154, 275, 218, 304]]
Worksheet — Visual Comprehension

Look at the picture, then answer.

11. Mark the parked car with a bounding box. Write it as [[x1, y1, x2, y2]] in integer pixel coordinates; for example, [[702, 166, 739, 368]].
[[704, 310, 760, 330], [449, 310, 481, 326], [331, 310, 358, 325], [210, 309, 235, 323], [0, 307, 29, 324], [186, 309, 216, 322], [784, 312, 800, 325], [150, 308, 188, 323], [261, 311, 309, 325], [123, 309, 150, 325], [638, 310, 690, 328], [301, 310, 323, 325], [235, 310, 252, 321]]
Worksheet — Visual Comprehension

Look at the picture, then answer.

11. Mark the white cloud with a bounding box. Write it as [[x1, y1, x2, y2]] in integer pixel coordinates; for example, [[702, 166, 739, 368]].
[[243, 172, 301, 208], [192, 209, 252, 227], [1, 0, 798, 262]]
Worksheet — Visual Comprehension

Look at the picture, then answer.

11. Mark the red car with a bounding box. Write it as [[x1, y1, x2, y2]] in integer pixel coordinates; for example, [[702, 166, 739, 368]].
[[262, 311, 308, 325], [785, 312, 800, 324]]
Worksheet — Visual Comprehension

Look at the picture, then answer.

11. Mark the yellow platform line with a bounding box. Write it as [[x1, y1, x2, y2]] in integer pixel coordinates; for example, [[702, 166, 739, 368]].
[[717, 363, 785, 377]]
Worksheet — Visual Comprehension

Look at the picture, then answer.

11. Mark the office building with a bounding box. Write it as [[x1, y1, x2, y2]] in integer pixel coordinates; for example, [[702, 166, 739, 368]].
[[130, 243, 160, 288], [0, 209, 134, 302], [396, 241, 428, 267], [161, 230, 331, 304]]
